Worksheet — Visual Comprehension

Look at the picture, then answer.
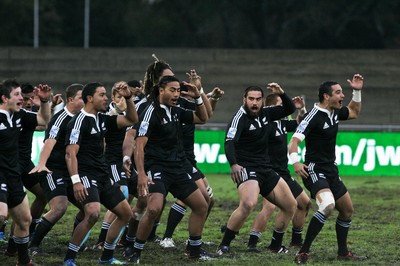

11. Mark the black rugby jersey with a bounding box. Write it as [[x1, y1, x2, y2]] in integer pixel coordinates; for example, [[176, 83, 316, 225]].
[[268, 119, 298, 176], [177, 96, 196, 164], [65, 109, 118, 176], [45, 107, 75, 175], [18, 109, 39, 171], [136, 97, 150, 115], [104, 108, 127, 165], [225, 93, 296, 168], [136, 103, 193, 168], [293, 104, 349, 164], [0, 109, 37, 176]]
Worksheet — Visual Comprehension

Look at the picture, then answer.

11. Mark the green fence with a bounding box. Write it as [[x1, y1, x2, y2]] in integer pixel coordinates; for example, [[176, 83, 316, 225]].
[[32, 131, 400, 176]]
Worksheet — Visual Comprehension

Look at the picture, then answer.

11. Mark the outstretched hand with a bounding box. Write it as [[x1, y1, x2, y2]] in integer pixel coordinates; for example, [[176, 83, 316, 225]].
[[180, 81, 200, 98], [115, 82, 132, 98], [186, 69, 202, 90], [35, 84, 52, 102], [267, 82, 284, 94], [292, 96, 305, 109], [347, 74, 364, 90]]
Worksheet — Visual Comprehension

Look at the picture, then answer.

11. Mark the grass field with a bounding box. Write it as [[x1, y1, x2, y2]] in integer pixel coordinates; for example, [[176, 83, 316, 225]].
[[1, 174, 399, 265]]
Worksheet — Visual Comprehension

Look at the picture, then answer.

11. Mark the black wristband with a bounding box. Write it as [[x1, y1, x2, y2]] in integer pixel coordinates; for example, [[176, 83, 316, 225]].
[[123, 94, 132, 100], [40, 98, 49, 103]]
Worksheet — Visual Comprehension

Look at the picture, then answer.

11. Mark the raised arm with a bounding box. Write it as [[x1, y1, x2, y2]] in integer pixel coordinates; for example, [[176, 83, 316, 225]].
[[346, 74, 363, 120], [35, 84, 52, 127], [266, 83, 296, 120], [186, 69, 214, 118], [114, 82, 139, 127], [207, 87, 224, 114], [181, 82, 208, 124]]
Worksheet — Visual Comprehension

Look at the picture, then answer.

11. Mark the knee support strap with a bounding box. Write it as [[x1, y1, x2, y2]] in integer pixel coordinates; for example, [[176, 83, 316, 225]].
[[316, 191, 335, 216]]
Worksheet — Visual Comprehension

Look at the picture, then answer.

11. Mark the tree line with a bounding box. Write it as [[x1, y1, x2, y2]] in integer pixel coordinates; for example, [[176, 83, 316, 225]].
[[1, 0, 399, 49]]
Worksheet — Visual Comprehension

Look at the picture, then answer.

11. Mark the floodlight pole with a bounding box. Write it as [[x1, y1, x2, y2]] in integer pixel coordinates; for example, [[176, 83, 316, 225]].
[[34, 0, 39, 48], [84, 0, 90, 48]]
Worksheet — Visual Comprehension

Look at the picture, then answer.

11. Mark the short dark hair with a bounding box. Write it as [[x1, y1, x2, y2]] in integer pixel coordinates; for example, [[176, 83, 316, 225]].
[[0, 79, 20, 103], [127, 80, 141, 88], [244, 86, 264, 98], [318, 81, 338, 102], [66, 83, 84, 99], [265, 93, 280, 106], [82, 82, 103, 104], [21, 83, 34, 94]]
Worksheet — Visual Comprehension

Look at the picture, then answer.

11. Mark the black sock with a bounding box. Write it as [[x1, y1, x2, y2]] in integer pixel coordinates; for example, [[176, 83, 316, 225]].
[[64, 242, 80, 261], [269, 230, 284, 249], [14, 236, 30, 265], [97, 222, 111, 244], [291, 227, 303, 245], [29, 217, 54, 248], [164, 203, 186, 239], [29, 218, 41, 236], [336, 218, 351, 256], [300, 211, 326, 253], [100, 241, 116, 261], [187, 235, 202, 257], [119, 226, 128, 245], [147, 221, 159, 240], [248, 230, 261, 246], [133, 238, 146, 256], [72, 216, 82, 234], [6, 236, 17, 254], [220, 227, 237, 247]]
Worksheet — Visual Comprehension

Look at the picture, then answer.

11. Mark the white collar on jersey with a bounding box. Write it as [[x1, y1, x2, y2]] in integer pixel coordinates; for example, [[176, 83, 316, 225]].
[[63, 106, 75, 117], [0, 109, 13, 125], [314, 103, 333, 116], [160, 104, 172, 121]]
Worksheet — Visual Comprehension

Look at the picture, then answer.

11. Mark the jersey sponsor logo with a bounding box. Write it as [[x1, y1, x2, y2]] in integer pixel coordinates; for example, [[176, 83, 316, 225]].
[[56, 178, 64, 185], [0, 123, 6, 130], [50, 125, 60, 136], [227, 127, 237, 139], [297, 120, 308, 132], [70, 129, 80, 142], [1, 183, 7, 191], [249, 124, 256, 131], [91, 127, 97, 134], [139, 121, 149, 135], [323, 122, 330, 129]]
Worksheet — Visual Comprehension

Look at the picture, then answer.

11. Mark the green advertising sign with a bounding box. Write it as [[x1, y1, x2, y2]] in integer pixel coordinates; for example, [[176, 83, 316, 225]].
[[32, 131, 400, 176], [194, 130, 400, 176]]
